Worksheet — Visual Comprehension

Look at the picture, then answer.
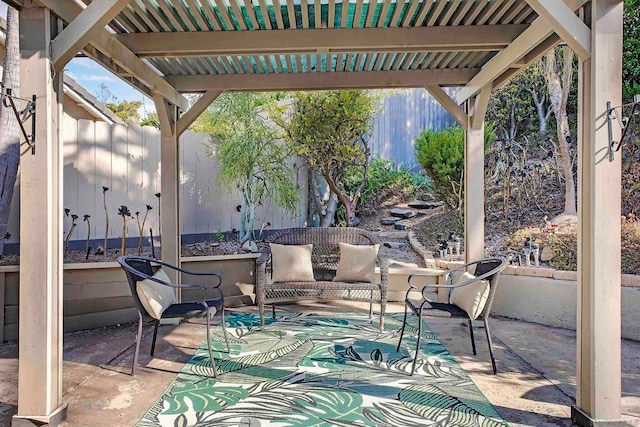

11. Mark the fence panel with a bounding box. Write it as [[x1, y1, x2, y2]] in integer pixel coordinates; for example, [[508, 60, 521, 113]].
[[369, 88, 456, 170], [4, 118, 308, 249]]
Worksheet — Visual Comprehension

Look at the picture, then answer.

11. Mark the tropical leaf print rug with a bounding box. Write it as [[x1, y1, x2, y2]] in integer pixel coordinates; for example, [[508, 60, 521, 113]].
[[137, 312, 508, 426]]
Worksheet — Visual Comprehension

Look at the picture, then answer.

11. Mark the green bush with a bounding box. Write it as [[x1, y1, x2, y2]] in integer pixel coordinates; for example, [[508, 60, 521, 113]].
[[414, 125, 495, 223], [415, 126, 465, 216]]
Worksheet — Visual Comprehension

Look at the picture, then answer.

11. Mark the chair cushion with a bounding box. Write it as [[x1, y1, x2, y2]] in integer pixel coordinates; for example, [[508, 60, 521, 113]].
[[270, 243, 316, 283], [450, 271, 490, 320], [163, 299, 222, 319], [333, 242, 379, 283], [136, 268, 175, 320]]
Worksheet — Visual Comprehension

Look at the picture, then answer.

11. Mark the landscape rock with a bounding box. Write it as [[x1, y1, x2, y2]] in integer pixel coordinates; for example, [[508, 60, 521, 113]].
[[380, 217, 398, 226], [394, 220, 412, 230], [390, 208, 416, 219], [383, 241, 407, 249], [351, 216, 360, 226], [242, 241, 259, 253], [540, 246, 554, 262]]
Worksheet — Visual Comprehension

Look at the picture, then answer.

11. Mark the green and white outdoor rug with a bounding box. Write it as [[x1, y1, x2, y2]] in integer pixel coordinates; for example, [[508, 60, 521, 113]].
[[137, 312, 508, 426]]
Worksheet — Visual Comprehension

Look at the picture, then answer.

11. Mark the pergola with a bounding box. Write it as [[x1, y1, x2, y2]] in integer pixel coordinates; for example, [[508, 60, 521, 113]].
[[10, 0, 623, 425]]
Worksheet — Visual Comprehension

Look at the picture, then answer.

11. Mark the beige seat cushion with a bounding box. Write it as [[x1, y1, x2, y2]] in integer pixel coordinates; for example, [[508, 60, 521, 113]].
[[450, 271, 490, 320], [333, 242, 379, 283], [136, 268, 175, 320], [270, 243, 316, 282]]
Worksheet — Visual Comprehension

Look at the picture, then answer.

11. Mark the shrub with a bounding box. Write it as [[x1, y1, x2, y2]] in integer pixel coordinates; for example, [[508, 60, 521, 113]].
[[340, 157, 431, 218], [415, 126, 465, 222], [415, 125, 495, 225]]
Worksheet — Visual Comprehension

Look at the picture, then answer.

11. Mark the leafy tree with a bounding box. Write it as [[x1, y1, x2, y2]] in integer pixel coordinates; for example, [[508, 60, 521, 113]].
[[274, 90, 378, 227], [140, 112, 160, 128], [0, 6, 20, 255], [624, 0, 640, 101], [208, 92, 299, 244], [488, 66, 550, 141], [106, 99, 142, 125]]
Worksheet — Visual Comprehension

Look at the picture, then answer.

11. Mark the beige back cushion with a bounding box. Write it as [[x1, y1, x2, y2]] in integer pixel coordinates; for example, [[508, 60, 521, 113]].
[[333, 242, 379, 283], [270, 243, 316, 283], [450, 271, 490, 320], [136, 268, 175, 320]]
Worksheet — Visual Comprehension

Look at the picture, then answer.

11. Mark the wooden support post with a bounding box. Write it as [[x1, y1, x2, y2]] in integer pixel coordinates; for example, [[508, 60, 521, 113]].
[[13, 5, 67, 427], [572, 1, 624, 425], [464, 90, 489, 262], [154, 96, 181, 286]]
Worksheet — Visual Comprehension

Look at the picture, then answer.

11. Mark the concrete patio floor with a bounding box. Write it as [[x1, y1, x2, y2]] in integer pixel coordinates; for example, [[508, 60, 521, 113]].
[[1, 301, 639, 426]]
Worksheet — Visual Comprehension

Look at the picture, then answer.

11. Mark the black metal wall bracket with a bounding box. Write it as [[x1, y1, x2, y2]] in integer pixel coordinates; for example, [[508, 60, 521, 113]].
[[607, 94, 640, 162], [1, 86, 36, 155]]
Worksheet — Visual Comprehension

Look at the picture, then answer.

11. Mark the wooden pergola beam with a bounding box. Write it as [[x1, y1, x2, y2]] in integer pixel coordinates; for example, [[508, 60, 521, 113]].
[[51, 0, 131, 71], [492, 34, 561, 90], [425, 85, 468, 129], [525, 0, 591, 61], [177, 90, 222, 136], [471, 85, 492, 131], [35, 0, 188, 111], [457, 0, 588, 104], [115, 24, 529, 57], [166, 68, 478, 92]]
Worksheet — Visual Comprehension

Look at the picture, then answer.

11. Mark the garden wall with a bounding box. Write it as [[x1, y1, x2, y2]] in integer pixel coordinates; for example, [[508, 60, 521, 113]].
[[0, 254, 258, 343], [5, 115, 308, 251], [437, 260, 640, 341]]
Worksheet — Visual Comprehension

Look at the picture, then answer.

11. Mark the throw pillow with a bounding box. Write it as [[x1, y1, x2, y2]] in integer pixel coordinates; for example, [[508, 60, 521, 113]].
[[136, 268, 175, 320], [333, 242, 379, 283], [449, 271, 490, 320], [270, 243, 316, 282]]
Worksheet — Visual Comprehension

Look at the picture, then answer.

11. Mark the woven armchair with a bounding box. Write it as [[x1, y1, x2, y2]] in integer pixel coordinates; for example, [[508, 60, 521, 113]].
[[256, 227, 388, 329]]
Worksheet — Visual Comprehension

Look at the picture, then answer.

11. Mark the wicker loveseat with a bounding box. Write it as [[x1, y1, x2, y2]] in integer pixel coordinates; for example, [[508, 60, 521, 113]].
[[256, 227, 388, 328]]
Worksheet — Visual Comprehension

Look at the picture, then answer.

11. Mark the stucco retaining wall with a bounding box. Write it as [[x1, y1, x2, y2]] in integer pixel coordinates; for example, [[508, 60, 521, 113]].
[[1, 254, 258, 342], [435, 260, 640, 341]]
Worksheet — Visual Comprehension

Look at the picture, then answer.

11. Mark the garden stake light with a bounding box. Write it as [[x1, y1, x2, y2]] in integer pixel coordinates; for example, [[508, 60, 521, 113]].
[[103, 186, 109, 257], [83, 214, 91, 260]]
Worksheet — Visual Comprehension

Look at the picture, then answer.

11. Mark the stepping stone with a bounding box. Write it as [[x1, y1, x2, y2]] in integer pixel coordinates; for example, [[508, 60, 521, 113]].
[[383, 242, 407, 249], [380, 217, 398, 226], [390, 208, 416, 219], [394, 220, 412, 230], [413, 201, 445, 209], [408, 200, 432, 209]]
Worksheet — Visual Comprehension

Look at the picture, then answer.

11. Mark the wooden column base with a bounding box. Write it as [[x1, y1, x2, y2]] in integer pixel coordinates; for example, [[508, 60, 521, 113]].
[[12, 403, 67, 427], [571, 405, 628, 427]]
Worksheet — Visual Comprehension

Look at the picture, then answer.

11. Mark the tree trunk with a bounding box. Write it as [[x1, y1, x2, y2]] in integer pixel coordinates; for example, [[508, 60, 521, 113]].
[[320, 193, 338, 227], [531, 90, 549, 134], [0, 7, 21, 255], [543, 47, 577, 216]]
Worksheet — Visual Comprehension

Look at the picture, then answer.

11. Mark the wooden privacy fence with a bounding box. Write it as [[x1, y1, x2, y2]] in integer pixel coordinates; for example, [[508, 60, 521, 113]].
[[5, 89, 452, 248], [369, 88, 456, 170], [6, 115, 308, 248]]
